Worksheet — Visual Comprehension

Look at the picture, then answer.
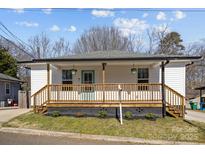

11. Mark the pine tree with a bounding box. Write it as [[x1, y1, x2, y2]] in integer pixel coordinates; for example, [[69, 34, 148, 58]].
[[157, 32, 185, 55], [0, 48, 17, 77]]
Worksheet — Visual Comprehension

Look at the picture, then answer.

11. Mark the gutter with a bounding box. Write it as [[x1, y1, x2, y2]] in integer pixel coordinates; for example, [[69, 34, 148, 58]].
[[17, 56, 202, 64]]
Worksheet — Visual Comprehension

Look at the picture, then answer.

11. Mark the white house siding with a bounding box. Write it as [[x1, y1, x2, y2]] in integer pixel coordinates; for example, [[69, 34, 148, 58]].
[[50, 65, 62, 84], [30, 64, 47, 95], [159, 62, 186, 96]]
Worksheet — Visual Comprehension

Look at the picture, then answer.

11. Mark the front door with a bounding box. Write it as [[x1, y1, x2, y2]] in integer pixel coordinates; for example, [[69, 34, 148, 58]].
[[82, 70, 95, 84], [81, 70, 95, 100]]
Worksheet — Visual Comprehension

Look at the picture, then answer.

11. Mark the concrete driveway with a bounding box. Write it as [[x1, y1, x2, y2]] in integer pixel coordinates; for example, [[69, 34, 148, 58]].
[[185, 110, 205, 123], [0, 108, 31, 125]]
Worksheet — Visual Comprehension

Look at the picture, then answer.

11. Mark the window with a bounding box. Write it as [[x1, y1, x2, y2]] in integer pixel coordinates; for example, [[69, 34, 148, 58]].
[[137, 68, 149, 83], [62, 70, 73, 91], [62, 70, 73, 84], [137, 68, 149, 90], [5, 83, 10, 95]]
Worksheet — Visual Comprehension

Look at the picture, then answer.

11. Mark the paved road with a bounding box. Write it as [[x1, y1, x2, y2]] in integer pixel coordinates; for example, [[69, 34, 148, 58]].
[[185, 110, 205, 123], [0, 132, 132, 145], [0, 108, 31, 124]]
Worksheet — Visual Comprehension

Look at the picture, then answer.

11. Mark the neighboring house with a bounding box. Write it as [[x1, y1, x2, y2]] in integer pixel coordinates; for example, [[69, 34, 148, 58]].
[[19, 51, 201, 118], [0, 73, 22, 107], [189, 86, 205, 109]]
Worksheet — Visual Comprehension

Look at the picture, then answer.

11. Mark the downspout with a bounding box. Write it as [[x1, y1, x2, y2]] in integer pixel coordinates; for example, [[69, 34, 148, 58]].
[[185, 61, 194, 67], [161, 60, 169, 118]]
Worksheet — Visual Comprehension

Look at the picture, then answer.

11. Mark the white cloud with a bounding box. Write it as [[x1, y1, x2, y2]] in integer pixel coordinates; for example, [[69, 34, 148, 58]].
[[66, 25, 77, 32], [13, 8, 24, 14], [15, 21, 39, 27], [174, 11, 186, 20], [49, 25, 60, 32], [113, 18, 149, 36], [142, 13, 148, 18], [91, 9, 115, 17], [156, 12, 166, 20], [42, 8, 52, 15]]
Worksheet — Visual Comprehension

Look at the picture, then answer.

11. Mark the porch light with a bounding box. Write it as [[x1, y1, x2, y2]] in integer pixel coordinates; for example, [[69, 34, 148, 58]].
[[71, 69, 77, 75], [131, 64, 137, 74], [131, 68, 137, 74]]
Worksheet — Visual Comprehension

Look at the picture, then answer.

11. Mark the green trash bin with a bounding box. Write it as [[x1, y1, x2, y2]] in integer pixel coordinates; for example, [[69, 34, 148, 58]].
[[190, 101, 197, 110]]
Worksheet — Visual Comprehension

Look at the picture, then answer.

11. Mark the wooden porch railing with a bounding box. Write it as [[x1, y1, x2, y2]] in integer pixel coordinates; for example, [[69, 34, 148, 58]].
[[32, 83, 162, 106], [164, 85, 185, 117], [31, 83, 185, 117]]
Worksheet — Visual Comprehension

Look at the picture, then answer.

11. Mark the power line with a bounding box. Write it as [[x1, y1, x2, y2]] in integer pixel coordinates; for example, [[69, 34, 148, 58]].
[[0, 21, 35, 53], [0, 26, 15, 41], [0, 34, 35, 58], [0, 22, 35, 58]]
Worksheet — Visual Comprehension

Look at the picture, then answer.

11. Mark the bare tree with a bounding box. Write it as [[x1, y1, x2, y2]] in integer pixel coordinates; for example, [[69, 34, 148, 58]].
[[146, 28, 158, 54], [186, 40, 205, 98], [52, 38, 71, 57], [28, 33, 71, 58], [28, 32, 51, 58], [72, 26, 139, 53], [145, 24, 173, 55]]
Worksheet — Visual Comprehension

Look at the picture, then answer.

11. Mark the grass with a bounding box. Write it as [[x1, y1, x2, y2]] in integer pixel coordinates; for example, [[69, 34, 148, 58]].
[[3, 112, 205, 143]]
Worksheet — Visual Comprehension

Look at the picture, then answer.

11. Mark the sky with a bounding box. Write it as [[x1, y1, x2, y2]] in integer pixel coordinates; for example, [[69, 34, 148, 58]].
[[0, 8, 205, 49]]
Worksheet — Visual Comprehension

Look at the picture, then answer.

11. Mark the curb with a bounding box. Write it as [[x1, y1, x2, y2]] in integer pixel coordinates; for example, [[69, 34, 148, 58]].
[[0, 127, 201, 145], [184, 119, 205, 131], [0, 107, 19, 110]]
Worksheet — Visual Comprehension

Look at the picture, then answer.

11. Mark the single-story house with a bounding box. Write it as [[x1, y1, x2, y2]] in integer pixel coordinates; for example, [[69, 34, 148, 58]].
[[0, 73, 22, 107], [19, 51, 201, 118]]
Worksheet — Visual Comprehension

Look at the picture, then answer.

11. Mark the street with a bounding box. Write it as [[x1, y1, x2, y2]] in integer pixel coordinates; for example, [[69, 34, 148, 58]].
[[0, 131, 132, 145], [185, 110, 205, 123]]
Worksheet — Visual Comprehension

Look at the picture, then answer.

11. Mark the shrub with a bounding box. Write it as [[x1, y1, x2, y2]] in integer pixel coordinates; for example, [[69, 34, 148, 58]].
[[51, 111, 60, 117], [145, 113, 158, 120], [124, 111, 133, 119], [75, 112, 85, 117], [97, 110, 108, 118]]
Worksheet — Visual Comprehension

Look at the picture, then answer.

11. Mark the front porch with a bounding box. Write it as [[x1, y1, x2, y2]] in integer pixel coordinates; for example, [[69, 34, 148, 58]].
[[32, 83, 185, 117]]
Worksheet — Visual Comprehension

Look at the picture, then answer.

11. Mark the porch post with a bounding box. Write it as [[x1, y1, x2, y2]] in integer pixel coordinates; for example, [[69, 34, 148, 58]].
[[161, 61, 166, 118], [102, 63, 106, 102], [47, 63, 50, 103]]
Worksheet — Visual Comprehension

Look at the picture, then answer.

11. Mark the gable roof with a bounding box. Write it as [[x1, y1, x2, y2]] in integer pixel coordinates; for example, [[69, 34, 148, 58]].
[[0, 73, 21, 82], [18, 50, 202, 63]]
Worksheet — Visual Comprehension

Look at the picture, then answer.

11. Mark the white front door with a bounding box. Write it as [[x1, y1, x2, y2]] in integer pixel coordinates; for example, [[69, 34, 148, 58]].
[[81, 70, 95, 100]]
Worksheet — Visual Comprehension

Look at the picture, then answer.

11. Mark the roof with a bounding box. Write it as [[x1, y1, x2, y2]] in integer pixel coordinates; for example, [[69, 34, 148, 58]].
[[195, 86, 205, 90], [18, 50, 202, 63], [0, 73, 22, 82]]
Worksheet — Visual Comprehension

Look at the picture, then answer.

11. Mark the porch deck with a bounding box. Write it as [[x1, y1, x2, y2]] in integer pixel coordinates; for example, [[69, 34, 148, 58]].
[[32, 83, 185, 117]]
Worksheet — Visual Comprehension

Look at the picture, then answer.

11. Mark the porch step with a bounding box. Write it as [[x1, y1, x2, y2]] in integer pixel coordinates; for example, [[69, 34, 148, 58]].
[[166, 106, 182, 118], [35, 105, 47, 114]]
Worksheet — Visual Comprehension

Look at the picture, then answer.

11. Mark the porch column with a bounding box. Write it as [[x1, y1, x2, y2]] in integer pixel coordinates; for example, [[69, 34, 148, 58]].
[[47, 63, 50, 103], [161, 61, 166, 118], [102, 63, 106, 102]]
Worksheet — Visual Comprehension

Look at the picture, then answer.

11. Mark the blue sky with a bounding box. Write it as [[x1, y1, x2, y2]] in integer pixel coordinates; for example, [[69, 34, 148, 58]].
[[0, 8, 205, 47]]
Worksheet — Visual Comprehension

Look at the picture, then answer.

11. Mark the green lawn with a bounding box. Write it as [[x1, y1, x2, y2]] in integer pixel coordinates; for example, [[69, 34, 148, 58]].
[[3, 112, 205, 143]]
